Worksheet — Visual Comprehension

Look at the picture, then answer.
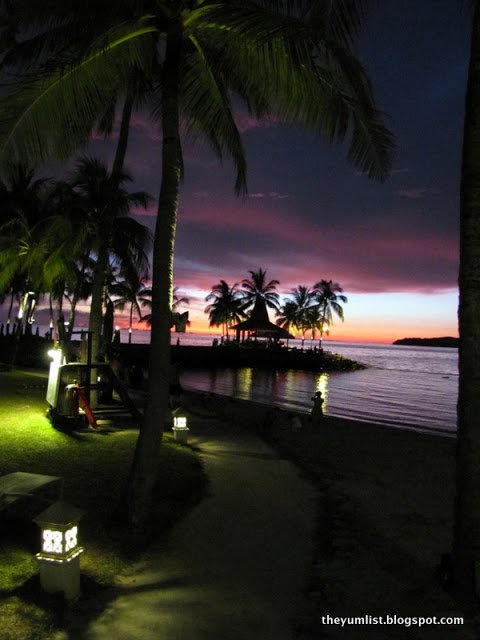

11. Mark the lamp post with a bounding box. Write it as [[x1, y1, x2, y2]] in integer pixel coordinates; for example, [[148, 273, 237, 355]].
[[34, 501, 84, 600], [172, 415, 189, 443]]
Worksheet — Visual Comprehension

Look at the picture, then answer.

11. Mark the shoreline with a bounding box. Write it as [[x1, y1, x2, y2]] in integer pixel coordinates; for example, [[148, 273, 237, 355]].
[[181, 391, 469, 636], [182, 388, 456, 440]]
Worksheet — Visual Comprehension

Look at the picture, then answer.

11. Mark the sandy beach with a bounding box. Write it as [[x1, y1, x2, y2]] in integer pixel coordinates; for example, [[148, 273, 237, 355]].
[[181, 391, 476, 639]]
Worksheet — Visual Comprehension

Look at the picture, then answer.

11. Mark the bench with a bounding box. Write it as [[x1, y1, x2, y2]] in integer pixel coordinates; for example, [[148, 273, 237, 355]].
[[0, 472, 63, 517]]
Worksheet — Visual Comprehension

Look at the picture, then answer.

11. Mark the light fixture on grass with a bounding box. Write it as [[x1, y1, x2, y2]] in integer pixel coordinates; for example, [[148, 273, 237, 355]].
[[172, 415, 189, 443], [34, 501, 84, 600]]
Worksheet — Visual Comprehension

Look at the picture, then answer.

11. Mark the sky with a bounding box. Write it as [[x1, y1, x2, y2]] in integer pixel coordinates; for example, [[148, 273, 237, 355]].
[[3, 1, 471, 343]]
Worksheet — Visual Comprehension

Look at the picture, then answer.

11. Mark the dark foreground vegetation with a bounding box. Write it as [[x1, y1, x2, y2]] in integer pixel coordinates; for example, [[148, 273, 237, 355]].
[[0, 368, 207, 640]]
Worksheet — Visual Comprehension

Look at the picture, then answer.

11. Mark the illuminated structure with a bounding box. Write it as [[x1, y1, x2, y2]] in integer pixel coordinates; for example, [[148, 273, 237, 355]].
[[34, 501, 84, 600], [172, 415, 189, 443]]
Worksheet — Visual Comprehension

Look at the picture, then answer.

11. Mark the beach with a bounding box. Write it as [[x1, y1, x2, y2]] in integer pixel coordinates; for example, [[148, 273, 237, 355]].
[[182, 390, 475, 638]]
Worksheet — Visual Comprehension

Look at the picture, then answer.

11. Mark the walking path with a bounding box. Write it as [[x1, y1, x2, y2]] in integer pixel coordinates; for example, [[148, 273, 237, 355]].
[[73, 414, 318, 639]]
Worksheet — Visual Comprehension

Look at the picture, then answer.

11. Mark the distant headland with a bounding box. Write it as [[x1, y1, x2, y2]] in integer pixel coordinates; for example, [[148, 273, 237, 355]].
[[393, 336, 459, 348]]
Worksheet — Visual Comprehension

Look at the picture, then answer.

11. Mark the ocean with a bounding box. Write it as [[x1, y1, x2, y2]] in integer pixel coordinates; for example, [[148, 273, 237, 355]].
[[130, 330, 457, 436]]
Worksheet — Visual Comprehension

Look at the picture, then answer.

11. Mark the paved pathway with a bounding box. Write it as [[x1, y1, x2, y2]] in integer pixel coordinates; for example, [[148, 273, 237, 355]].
[[71, 416, 318, 639]]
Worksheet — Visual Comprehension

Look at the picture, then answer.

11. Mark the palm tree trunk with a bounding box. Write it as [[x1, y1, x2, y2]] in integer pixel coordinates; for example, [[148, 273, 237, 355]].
[[68, 293, 79, 338], [7, 289, 15, 330], [453, 2, 480, 602], [88, 242, 109, 362], [129, 303, 133, 344], [85, 84, 135, 374], [111, 81, 135, 179], [125, 28, 182, 531], [87, 240, 110, 407]]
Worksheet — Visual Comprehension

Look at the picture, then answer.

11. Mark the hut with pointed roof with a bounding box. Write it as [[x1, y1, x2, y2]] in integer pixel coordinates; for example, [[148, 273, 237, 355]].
[[232, 298, 293, 343]]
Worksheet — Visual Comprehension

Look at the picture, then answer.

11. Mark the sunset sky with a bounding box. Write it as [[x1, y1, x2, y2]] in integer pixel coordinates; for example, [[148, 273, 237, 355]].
[[3, 2, 469, 343], [133, 2, 468, 343]]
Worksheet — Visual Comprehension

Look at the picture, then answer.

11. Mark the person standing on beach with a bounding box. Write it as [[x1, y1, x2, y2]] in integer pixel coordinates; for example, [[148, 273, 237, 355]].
[[311, 391, 324, 425]]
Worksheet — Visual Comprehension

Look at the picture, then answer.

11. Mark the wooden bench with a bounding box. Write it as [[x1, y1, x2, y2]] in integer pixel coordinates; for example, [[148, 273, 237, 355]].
[[0, 472, 62, 517]]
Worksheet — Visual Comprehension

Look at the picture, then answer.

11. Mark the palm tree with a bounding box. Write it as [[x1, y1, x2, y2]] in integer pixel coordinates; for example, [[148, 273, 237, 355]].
[[276, 300, 299, 348], [171, 287, 190, 333], [305, 305, 327, 349], [205, 280, 244, 339], [67, 156, 151, 361], [241, 268, 281, 313], [0, 2, 393, 529], [277, 285, 315, 348], [452, 0, 480, 602], [0, 164, 61, 333], [138, 285, 189, 330], [313, 280, 348, 345], [110, 265, 150, 344]]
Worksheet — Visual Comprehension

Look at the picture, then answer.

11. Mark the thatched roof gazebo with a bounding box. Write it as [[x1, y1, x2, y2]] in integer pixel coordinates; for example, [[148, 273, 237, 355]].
[[232, 298, 293, 343]]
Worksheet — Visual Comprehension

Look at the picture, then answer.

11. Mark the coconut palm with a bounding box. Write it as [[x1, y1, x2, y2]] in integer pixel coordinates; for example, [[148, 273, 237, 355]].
[[276, 300, 300, 348], [171, 287, 190, 333], [139, 285, 189, 330], [452, 0, 480, 601], [241, 268, 281, 313], [205, 280, 244, 339], [305, 305, 328, 349], [67, 156, 151, 361], [313, 280, 348, 342], [0, 2, 393, 528], [277, 285, 315, 348], [110, 265, 150, 344], [0, 164, 61, 330]]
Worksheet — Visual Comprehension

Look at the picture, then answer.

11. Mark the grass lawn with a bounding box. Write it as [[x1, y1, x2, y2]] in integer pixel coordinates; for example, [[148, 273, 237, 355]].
[[0, 367, 207, 640]]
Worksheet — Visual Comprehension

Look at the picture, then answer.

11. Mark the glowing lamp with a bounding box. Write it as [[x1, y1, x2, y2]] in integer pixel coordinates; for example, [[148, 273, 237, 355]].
[[47, 348, 63, 363], [173, 416, 187, 429], [172, 415, 189, 443], [34, 501, 84, 600]]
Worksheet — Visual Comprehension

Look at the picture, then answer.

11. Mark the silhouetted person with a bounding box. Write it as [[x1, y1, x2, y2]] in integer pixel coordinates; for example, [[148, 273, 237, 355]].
[[311, 391, 324, 425]]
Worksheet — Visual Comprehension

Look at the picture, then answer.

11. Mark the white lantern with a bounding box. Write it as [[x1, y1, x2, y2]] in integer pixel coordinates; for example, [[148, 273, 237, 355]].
[[34, 501, 84, 600], [172, 415, 189, 443], [173, 416, 187, 429]]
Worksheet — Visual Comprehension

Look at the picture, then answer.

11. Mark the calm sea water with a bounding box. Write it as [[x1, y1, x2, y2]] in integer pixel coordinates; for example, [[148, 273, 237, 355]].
[[166, 332, 457, 436]]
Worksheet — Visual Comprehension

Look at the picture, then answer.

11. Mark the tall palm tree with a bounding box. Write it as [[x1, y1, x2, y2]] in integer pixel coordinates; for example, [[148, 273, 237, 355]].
[[276, 300, 299, 348], [241, 268, 281, 313], [171, 287, 190, 333], [0, 164, 61, 331], [205, 280, 244, 339], [110, 265, 150, 344], [277, 285, 315, 348], [67, 156, 151, 361], [0, 2, 393, 528], [313, 279, 348, 343], [452, 0, 480, 602], [138, 285, 189, 329]]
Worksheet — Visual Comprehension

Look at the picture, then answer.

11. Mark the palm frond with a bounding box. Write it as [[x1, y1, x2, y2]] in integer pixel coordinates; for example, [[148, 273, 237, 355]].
[[181, 36, 247, 195], [187, 2, 393, 180], [0, 17, 157, 167], [304, 0, 373, 48]]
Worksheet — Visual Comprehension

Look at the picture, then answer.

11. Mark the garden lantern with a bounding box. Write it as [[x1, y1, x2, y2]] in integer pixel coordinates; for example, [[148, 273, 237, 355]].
[[172, 415, 189, 443], [34, 501, 84, 600]]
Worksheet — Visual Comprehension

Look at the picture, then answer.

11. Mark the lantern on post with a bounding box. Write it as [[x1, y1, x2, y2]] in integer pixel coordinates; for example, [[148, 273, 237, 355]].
[[172, 415, 189, 443], [33, 501, 84, 600]]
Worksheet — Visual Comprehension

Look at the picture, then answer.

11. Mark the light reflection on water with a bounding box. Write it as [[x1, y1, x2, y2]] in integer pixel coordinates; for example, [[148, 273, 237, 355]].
[[180, 343, 458, 435]]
